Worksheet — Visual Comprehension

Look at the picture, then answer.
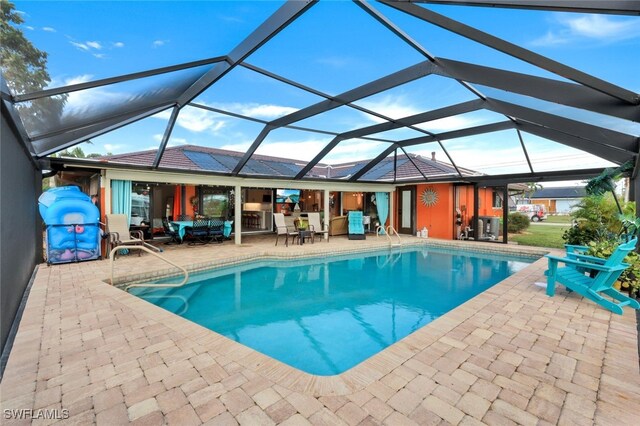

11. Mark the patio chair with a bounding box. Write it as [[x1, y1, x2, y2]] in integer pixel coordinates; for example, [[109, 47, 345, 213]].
[[274, 213, 298, 247], [186, 218, 211, 245], [162, 217, 181, 244], [545, 238, 639, 315], [106, 214, 144, 256], [208, 218, 225, 244], [348, 211, 366, 240], [175, 214, 192, 221], [308, 212, 329, 242]]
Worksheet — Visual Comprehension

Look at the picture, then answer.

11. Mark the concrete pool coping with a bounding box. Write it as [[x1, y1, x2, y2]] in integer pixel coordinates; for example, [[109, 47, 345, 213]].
[[1, 236, 639, 425]]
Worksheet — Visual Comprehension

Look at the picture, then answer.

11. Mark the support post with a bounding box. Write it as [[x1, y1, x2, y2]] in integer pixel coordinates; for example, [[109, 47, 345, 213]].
[[503, 186, 509, 244], [104, 175, 111, 217], [633, 177, 640, 223], [234, 185, 242, 245], [473, 184, 479, 241], [389, 190, 395, 231], [323, 189, 330, 240]]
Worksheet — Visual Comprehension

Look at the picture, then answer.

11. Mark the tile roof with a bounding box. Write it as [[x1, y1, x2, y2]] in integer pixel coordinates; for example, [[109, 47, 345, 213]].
[[531, 186, 587, 199], [100, 145, 480, 181]]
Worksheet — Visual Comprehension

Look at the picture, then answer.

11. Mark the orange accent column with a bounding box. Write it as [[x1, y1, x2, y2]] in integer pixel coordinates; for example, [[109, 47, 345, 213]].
[[415, 183, 454, 239]]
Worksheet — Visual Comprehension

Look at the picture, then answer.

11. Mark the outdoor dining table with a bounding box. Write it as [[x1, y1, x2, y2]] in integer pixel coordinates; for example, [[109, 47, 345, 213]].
[[170, 221, 194, 242], [171, 220, 233, 242]]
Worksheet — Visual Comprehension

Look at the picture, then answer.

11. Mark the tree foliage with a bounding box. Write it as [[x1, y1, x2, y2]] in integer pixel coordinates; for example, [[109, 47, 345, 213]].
[[562, 194, 635, 245], [1, 0, 65, 133], [507, 212, 530, 233]]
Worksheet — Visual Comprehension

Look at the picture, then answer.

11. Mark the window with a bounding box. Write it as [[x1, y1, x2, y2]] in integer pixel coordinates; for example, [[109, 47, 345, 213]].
[[131, 183, 150, 226], [492, 191, 503, 209], [200, 187, 230, 219]]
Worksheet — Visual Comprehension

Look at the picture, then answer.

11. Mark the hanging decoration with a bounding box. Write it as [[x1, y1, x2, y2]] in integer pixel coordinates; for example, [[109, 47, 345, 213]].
[[421, 188, 438, 207]]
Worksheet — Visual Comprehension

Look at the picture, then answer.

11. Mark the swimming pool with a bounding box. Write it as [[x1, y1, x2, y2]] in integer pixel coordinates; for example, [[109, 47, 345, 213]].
[[130, 247, 535, 375]]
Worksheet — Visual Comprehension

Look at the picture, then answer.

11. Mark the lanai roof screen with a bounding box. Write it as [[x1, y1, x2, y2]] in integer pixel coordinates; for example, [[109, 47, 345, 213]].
[[3, 0, 638, 183]]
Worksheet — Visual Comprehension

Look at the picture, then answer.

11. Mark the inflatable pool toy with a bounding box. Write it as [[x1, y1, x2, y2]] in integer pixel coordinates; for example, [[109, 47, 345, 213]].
[[39, 186, 101, 264]]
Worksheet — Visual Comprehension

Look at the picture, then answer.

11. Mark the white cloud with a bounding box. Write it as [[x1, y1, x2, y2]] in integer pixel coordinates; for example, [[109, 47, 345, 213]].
[[103, 143, 126, 153], [415, 115, 481, 132], [357, 95, 419, 123], [65, 74, 93, 86], [325, 140, 388, 164], [25, 25, 34, 31], [152, 102, 299, 134], [532, 14, 640, 47], [156, 107, 226, 133], [152, 40, 168, 48], [93, 53, 106, 59], [237, 103, 297, 119], [42, 27, 56, 32], [70, 41, 90, 51], [86, 41, 102, 50], [113, 42, 124, 48], [64, 85, 129, 117]]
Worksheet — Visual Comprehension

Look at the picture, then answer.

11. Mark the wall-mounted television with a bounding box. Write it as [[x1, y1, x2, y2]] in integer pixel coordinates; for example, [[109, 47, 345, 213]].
[[276, 189, 300, 204]]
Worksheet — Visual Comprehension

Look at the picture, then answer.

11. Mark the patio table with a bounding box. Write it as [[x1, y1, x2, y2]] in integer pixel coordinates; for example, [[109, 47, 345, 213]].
[[171, 221, 193, 241], [171, 220, 233, 242]]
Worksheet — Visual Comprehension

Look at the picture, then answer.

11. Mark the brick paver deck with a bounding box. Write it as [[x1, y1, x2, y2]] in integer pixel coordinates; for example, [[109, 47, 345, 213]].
[[1, 236, 639, 425]]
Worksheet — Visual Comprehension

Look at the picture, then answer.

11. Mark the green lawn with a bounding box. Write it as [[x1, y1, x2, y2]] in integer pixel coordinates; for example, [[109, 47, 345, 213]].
[[509, 224, 569, 249], [544, 215, 572, 224]]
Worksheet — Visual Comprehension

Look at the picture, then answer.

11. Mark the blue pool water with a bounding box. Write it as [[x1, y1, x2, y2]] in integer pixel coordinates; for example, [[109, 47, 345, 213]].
[[130, 247, 534, 375]]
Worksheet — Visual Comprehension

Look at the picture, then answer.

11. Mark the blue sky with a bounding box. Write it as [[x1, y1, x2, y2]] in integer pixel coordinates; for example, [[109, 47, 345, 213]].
[[12, 0, 640, 177]]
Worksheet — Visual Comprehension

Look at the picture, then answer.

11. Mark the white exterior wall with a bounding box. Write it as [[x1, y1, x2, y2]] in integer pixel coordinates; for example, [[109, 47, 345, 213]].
[[555, 198, 581, 214]]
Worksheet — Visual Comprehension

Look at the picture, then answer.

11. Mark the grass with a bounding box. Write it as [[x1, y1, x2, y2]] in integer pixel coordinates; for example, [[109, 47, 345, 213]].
[[509, 224, 569, 249], [544, 215, 572, 224]]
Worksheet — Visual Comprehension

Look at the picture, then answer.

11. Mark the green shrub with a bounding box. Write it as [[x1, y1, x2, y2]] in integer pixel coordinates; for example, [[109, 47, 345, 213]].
[[586, 240, 640, 296], [507, 212, 530, 233], [562, 220, 600, 245]]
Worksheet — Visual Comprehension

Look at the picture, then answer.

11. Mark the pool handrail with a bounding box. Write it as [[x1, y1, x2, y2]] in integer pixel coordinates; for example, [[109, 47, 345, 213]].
[[109, 245, 189, 290], [386, 226, 402, 247], [375, 225, 402, 248]]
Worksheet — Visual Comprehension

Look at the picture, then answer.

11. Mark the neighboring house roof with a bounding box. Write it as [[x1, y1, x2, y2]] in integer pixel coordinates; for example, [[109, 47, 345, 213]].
[[530, 187, 587, 199], [98, 145, 481, 181]]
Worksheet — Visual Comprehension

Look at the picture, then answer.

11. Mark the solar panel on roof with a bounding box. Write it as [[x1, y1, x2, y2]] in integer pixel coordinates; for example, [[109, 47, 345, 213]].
[[244, 159, 277, 175], [361, 158, 397, 180], [183, 150, 229, 172], [212, 155, 242, 171], [330, 163, 365, 179], [267, 161, 302, 176]]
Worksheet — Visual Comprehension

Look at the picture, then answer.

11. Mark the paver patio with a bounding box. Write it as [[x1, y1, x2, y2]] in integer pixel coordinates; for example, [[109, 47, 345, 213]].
[[1, 236, 639, 425]]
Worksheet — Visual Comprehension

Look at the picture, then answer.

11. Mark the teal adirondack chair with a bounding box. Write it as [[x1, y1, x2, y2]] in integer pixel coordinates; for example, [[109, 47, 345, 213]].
[[545, 238, 639, 315], [348, 211, 366, 240]]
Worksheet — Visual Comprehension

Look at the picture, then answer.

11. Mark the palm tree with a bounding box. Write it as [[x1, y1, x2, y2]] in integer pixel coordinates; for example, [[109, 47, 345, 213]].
[[524, 182, 543, 203]]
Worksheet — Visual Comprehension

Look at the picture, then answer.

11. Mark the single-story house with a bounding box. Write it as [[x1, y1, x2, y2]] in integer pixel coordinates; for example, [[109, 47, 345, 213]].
[[527, 186, 586, 214], [49, 145, 519, 244]]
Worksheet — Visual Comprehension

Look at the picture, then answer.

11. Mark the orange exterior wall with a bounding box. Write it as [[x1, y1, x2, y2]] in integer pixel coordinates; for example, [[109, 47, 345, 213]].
[[478, 187, 503, 217], [415, 183, 454, 239], [185, 185, 197, 217]]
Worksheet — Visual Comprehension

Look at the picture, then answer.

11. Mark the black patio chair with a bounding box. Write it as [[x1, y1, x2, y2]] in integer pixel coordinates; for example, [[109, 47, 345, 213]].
[[186, 219, 210, 245], [175, 214, 192, 222], [162, 217, 181, 244], [208, 218, 225, 244]]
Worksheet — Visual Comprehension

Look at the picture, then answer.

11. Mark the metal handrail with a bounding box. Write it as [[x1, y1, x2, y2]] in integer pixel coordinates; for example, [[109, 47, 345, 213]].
[[109, 245, 189, 290], [386, 226, 403, 247], [375, 224, 392, 243]]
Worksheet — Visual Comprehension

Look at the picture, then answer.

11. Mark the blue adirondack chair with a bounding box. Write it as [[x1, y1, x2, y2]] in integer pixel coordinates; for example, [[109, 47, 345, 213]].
[[348, 211, 366, 240], [545, 238, 639, 315]]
